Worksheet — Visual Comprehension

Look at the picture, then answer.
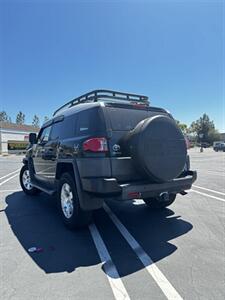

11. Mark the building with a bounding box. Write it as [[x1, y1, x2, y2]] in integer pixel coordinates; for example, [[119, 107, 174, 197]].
[[0, 122, 39, 154], [220, 132, 225, 141]]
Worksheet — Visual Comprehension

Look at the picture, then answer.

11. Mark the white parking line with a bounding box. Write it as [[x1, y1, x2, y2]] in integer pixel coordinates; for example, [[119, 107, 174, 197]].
[[192, 185, 225, 196], [89, 223, 130, 300], [0, 173, 20, 187], [190, 189, 225, 202], [103, 204, 183, 300], [0, 169, 20, 181], [199, 171, 225, 177], [0, 189, 21, 193]]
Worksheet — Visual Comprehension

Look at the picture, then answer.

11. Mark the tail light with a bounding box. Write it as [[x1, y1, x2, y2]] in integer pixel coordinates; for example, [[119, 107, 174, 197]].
[[128, 192, 142, 199], [83, 137, 108, 152]]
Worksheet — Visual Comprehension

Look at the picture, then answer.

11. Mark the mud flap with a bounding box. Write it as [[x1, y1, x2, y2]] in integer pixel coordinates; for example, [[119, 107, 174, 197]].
[[72, 160, 103, 211]]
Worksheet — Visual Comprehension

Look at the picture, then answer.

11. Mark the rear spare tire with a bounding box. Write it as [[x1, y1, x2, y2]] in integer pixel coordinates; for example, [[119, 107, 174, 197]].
[[126, 115, 187, 182]]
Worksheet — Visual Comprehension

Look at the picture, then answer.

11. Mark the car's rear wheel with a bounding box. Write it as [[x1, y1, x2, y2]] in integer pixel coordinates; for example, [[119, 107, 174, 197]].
[[58, 172, 92, 229], [143, 193, 176, 209], [20, 165, 41, 195]]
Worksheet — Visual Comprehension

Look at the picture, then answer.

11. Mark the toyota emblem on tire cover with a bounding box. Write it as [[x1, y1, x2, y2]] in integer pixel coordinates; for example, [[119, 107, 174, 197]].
[[113, 144, 120, 152]]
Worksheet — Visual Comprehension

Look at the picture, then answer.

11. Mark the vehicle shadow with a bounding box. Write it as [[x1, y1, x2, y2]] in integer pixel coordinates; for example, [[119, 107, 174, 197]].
[[5, 192, 193, 277], [5, 192, 100, 274], [95, 199, 193, 278]]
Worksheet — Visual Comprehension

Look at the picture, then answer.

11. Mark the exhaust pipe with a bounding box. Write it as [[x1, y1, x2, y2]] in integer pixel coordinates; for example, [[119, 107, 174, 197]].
[[180, 191, 187, 196], [159, 192, 169, 202]]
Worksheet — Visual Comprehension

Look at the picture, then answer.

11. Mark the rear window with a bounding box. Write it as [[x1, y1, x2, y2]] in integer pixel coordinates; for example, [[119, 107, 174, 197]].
[[106, 107, 170, 131], [77, 108, 105, 135], [107, 107, 149, 131]]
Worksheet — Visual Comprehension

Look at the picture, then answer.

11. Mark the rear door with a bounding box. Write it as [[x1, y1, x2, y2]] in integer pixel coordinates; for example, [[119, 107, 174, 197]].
[[104, 104, 169, 181], [104, 105, 169, 157]]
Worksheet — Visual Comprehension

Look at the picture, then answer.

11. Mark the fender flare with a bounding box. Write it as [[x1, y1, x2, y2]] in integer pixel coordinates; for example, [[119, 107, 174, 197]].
[[56, 159, 103, 211]]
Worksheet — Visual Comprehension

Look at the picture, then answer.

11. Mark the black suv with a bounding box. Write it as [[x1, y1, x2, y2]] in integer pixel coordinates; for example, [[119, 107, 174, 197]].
[[20, 90, 197, 228], [213, 142, 225, 152]]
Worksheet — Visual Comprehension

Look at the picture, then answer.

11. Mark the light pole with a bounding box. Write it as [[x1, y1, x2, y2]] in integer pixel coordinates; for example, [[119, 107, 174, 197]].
[[199, 133, 204, 152]]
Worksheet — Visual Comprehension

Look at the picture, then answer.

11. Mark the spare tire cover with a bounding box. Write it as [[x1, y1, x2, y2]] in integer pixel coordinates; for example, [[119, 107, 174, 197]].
[[128, 115, 187, 182]]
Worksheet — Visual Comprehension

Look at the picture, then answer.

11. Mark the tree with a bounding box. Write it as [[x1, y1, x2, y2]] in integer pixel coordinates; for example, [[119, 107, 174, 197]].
[[16, 111, 25, 124], [176, 120, 189, 135], [32, 115, 40, 128], [43, 116, 49, 123], [0, 111, 11, 122], [208, 128, 221, 144], [189, 114, 218, 144]]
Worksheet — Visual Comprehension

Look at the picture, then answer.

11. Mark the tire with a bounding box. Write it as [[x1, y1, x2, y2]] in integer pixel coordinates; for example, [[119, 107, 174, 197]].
[[143, 193, 176, 209], [122, 115, 187, 182], [57, 172, 92, 229], [20, 165, 41, 195]]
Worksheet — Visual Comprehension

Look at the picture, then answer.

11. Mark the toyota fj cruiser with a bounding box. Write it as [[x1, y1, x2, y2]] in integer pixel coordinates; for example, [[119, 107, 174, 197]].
[[20, 90, 197, 228]]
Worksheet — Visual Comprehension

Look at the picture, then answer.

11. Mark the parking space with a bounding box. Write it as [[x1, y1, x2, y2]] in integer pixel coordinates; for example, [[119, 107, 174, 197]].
[[0, 156, 22, 184], [190, 148, 225, 193], [0, 149, 224, 300]]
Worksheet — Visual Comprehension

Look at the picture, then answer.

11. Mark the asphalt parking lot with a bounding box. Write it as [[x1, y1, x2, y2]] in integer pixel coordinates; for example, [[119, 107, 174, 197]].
[[0, 148, 224, 300]]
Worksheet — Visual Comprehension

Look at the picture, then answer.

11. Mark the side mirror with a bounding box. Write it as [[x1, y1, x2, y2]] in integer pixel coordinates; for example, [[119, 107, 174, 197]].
[[29, 133, 37, 144]]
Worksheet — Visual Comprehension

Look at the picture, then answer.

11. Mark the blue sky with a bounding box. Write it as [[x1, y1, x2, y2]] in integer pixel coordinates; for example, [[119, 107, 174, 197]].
[[0, 0, 224, 131]]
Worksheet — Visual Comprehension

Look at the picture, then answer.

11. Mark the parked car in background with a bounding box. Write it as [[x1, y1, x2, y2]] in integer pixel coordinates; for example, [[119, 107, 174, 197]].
[[213, 141, 225, 152], [201, 142, 211, 148], [196, 142, 210, 148]]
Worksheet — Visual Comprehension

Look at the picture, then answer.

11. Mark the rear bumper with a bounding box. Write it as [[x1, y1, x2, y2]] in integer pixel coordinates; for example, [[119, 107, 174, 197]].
[[81, 170, 197, 200]]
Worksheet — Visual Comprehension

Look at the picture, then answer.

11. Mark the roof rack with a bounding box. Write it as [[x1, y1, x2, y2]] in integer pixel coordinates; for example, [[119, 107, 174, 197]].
[[53, 89, 149, 116]]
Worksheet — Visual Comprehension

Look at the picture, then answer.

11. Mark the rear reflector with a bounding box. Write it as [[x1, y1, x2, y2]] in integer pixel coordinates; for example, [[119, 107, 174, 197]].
[[83, 137, 108, 152], [128, 192, 142, 198]]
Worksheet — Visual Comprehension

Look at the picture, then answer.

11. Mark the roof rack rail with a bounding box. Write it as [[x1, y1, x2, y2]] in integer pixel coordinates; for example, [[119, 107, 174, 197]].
[[53, 89, 149, 116]]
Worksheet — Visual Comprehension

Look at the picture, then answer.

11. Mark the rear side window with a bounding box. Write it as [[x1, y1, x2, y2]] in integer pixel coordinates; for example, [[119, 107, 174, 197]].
[[50, 115, 77, 140], [77, 108, 105, 135]]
